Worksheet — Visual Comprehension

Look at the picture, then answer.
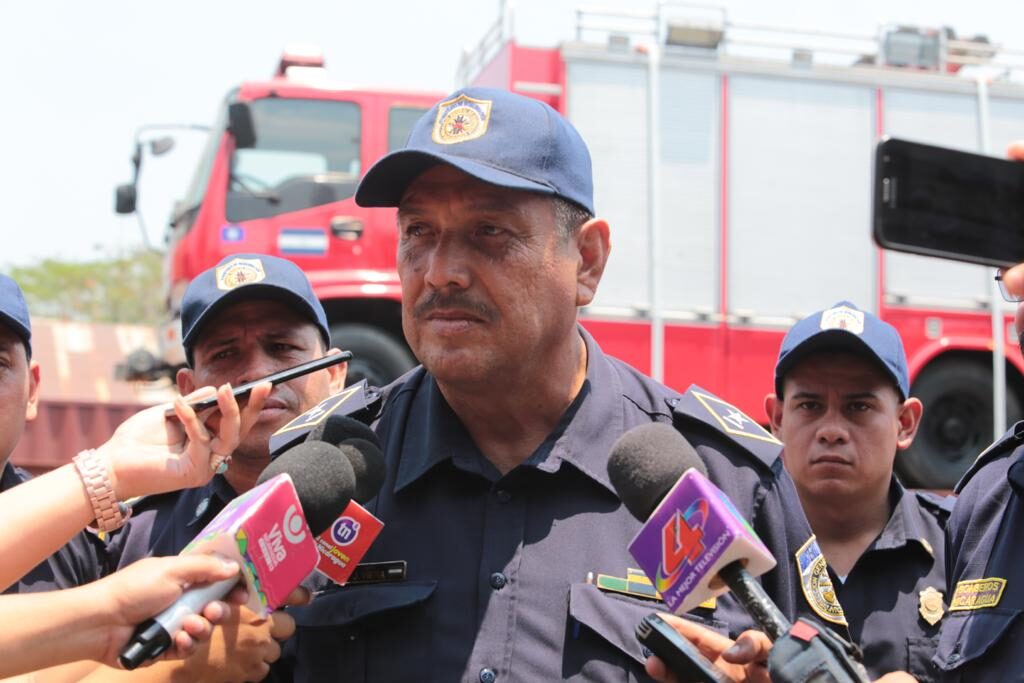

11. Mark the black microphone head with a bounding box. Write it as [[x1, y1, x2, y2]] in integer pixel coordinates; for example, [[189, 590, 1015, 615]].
[[306, 414, 381, 450], [607, 422, 707, 521], [257, 440, 356, 536], [338, 438, 386, 503]]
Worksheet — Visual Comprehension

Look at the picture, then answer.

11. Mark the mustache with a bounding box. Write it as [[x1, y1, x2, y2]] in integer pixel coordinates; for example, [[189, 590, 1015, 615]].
[[413, 291, 498, 322]]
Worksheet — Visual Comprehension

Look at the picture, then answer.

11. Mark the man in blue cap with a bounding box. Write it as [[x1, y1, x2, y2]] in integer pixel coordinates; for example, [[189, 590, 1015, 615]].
[[0, 274, 108, 594], [277, 88, 851, 683], [765, 302, 949, 681], [90, 254, 347, 682], [645, 303, 949, 683]]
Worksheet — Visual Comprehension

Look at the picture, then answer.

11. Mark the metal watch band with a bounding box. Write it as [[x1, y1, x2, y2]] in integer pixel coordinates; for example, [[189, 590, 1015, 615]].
[[73, 449, 127, 533]]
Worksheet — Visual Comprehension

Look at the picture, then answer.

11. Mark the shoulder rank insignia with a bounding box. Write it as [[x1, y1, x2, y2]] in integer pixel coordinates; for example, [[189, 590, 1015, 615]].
[[918, 586, 945, 625], [795, 536, 847, 626], [268, 381, 376, 456], [950, 578, 1007, 611], [432, 94, 492, 145], [673, 385, 782, 470]]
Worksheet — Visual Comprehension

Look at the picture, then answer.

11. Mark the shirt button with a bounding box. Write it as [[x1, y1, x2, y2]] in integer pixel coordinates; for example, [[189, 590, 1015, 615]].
[[495, 489, 512, 503], [479, 667, 497, 683], [489, 572, 508, 590]]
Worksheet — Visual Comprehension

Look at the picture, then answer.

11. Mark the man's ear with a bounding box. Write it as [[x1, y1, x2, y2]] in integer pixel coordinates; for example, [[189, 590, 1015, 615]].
[[24, 360, 40, 422], [896, 397, 924, 450], [176, 367, 196, 396], [326, 349, 347, 393], [575, 218, 611, 307], [765, 393, 783, 436]]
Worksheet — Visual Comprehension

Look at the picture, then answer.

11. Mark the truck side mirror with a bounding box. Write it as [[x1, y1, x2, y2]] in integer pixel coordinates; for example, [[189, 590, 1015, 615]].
[[115, 183, 138, 214], [228, 102, 256, 149]]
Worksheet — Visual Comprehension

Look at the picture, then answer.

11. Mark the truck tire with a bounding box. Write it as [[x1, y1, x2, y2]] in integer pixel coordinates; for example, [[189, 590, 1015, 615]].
[[897, 358, 1021, 490], [329, 323, 416, 388]]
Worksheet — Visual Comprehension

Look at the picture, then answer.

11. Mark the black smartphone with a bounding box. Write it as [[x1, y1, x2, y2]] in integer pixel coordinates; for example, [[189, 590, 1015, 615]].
[[636, 613, 733, 683], [165, 351, 353, 417], [874, 136, 1024, 268]]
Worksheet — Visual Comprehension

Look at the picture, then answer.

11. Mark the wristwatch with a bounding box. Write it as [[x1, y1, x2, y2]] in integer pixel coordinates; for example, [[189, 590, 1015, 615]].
[[73, 449, 130, 532]]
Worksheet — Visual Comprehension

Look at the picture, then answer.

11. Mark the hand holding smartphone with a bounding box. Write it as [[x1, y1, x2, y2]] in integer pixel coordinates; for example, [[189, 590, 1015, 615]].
[[874, 137, 1024, 268], [164, 351, 353, 418], [636, 613, 733, 683]]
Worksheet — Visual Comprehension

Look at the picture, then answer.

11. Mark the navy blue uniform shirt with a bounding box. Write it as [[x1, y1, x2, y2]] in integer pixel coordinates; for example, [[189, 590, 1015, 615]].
[[105, 473, 238, 569], [827, 479, 949, 682], [935, 422, 1024, 681], [2, 463, 107, 593], [276, 328, 844, 683]]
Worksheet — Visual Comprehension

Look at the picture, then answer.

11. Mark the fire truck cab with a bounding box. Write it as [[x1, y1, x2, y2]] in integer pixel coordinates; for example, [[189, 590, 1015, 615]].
[[117, 47, 441, 388]]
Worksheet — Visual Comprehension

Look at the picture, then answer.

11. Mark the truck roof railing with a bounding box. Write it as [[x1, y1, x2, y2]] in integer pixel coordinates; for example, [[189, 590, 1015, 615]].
[[458, 1, 1024, 86]]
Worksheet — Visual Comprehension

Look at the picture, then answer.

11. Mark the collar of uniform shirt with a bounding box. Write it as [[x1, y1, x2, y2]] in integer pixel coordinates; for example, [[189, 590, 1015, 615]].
[[183, 473, 238, 527], [0, 462, 24, 493], [866, 477, 938, 557], [392, 325, 661, 496]]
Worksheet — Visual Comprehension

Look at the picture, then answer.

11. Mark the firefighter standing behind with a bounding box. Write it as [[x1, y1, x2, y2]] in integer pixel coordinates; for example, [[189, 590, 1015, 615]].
[[646, 302, 949, 683], [766, 302, 949, 681]]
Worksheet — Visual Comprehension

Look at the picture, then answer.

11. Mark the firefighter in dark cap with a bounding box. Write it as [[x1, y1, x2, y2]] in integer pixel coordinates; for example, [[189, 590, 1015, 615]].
[[276, 87, 851, 683]]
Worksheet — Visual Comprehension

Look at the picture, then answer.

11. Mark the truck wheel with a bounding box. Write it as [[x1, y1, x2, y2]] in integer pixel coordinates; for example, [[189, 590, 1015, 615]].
[[329, 323, 416, 388], [897, 359, 1021, 490]]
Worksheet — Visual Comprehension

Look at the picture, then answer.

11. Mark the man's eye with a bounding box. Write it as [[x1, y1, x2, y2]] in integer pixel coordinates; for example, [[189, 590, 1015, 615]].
[[405, 223, 428, 238], [479, 224, 504, 237]]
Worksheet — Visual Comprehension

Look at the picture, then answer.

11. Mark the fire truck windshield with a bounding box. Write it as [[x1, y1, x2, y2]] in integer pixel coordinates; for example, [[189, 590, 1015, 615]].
[[226, 97, 361, 222]]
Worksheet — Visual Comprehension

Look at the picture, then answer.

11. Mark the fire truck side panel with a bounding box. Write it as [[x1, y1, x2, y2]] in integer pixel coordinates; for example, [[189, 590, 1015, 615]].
[[727, 74, 877, 317], [566, 57, 656, 311]]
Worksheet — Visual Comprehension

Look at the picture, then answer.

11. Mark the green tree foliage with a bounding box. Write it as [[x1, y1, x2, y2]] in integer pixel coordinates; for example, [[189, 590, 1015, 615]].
[[7, 249, 164, 324]]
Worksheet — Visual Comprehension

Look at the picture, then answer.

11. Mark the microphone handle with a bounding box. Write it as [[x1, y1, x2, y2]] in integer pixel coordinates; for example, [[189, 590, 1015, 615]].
[[717, 561, 791, 641], [119, 575, 239, 669]]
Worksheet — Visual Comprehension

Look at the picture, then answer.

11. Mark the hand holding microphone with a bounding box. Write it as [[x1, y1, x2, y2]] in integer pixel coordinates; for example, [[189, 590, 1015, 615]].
[[608, 423, 870, 683], [119, 428, 385, 669]]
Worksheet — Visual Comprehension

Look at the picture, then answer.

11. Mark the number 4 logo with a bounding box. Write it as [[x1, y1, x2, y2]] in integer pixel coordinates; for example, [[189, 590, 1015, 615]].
[[662, 509, 705, 575]]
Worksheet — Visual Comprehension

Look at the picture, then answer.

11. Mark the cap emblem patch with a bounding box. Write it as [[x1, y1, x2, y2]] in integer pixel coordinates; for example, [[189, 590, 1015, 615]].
[[432, 94, 492, 145], [820, 305, 864, 335], [215, 257, 266, 291]]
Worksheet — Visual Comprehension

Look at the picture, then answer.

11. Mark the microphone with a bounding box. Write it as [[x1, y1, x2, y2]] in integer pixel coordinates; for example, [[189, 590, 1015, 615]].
[[303, 414, 387, 585], [609, 423, 870, 683], [119, 438, 383, 669], [608, 423, 786, 637], [305, 414, 386, 504]]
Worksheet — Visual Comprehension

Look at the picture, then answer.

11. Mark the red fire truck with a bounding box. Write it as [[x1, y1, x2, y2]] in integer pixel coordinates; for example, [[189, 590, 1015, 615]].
[[119, 16, 1024, 489], [117, 47, 441, 391]]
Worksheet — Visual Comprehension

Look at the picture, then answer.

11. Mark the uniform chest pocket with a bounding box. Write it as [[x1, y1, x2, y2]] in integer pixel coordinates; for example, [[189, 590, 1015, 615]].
[[566, 583, 729, 682], [905, 635, 939, 683], [285, 581, 437, 683], [933, 608, 1022, 678]]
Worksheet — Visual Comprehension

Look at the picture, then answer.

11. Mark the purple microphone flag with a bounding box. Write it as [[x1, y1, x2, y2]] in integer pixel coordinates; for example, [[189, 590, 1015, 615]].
[[628, 468, 776, 614]]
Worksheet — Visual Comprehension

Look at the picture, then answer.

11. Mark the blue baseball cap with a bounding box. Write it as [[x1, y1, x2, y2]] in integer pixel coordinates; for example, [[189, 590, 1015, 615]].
[[0, 275, 31, 355], [181, 254, 329, 360], [774, 301, 910, 399], [355, 87, 595, 214]]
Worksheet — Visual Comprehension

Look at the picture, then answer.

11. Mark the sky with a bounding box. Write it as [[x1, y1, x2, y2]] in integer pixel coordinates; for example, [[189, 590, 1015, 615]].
[[2, 0, 1023, 268]]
